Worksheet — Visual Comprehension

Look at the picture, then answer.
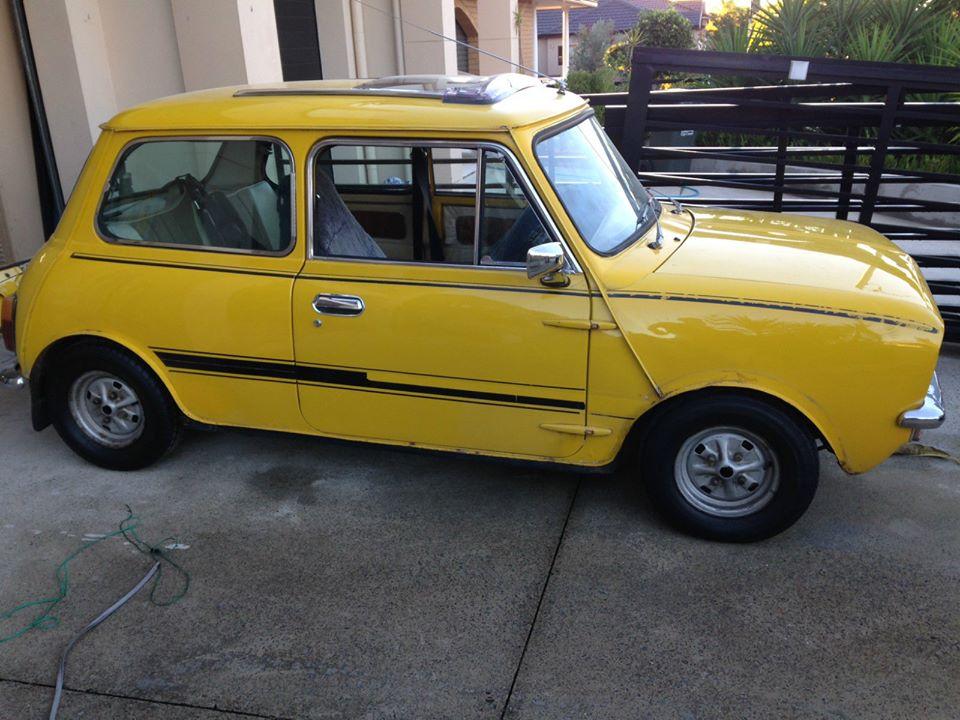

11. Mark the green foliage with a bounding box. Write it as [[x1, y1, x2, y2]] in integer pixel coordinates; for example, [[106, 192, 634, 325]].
[[604, 9, 695, 73], [571, 20, 616, 72], [920, 17, 960, 67], [634, 9, 695, 49], [702, 0, 960, 66], [566, 67, 617, 95], [846, 25, 906, 63], [705, 2, 755, 53], [752, 0, 829, 57]]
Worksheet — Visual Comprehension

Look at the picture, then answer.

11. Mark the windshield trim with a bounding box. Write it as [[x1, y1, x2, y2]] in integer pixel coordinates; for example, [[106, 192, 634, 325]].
[[532, 110, 657, 258]]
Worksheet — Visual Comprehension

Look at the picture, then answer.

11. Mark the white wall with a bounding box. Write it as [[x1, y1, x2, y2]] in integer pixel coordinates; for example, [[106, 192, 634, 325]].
[[399, 0, 457, 75], [100, 0, 184, 108], [538, 34, 576, 77], [172, 0, 281, 91], [477, 0, 518, 75], [315, 0, 457, 80]]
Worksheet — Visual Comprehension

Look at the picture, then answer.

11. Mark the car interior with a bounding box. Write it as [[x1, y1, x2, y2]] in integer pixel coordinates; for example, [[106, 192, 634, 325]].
[[98, 139, 292, 253], [313, 144, 549, 266]]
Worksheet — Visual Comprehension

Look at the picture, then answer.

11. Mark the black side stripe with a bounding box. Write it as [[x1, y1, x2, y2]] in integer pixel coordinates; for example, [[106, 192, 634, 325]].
[[150, 346, 584, 392], [155, 351, 585, 411], [608, 291, 940, 334]]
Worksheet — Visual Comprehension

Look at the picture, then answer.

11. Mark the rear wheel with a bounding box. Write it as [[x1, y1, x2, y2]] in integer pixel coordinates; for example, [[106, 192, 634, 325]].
[[640, 394, 819, 542], [48, 343, 181, 470]]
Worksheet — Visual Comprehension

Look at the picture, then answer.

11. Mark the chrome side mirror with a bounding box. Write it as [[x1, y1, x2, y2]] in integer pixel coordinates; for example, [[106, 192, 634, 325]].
[[526, 242, 567, 285]]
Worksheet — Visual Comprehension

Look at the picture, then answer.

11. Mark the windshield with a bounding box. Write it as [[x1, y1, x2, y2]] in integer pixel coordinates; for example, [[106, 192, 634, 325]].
[[535, 115, 658, 255]]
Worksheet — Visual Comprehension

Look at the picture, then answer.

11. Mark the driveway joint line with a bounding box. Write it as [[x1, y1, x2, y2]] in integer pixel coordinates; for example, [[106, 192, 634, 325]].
[[0, 676, 296, 719], [499, 476, 582, 720]]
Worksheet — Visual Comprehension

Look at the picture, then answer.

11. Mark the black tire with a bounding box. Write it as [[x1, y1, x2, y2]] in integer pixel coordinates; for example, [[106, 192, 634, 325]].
[[640, 394, 819, 542], [47, 342, 182, 470]]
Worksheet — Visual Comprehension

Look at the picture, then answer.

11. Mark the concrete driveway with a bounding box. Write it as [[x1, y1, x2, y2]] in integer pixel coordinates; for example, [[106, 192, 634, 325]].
[[1, 347, 958, 720]]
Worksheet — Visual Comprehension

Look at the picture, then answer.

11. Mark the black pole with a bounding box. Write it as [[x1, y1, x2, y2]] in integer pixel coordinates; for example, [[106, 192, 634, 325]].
[[859, 84, 902, 226], [11, 0, 65, 229], [621, 56, 653, 171]]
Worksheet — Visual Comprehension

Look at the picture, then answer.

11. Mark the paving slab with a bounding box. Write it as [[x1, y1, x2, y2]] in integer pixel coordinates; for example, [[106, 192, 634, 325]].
[[505, 347, 960, 720], [0, 384, 577, 719], [0, 680, 261, 719]]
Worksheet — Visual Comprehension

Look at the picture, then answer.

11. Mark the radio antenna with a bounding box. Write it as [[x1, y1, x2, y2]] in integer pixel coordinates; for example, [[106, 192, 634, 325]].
[[350, 0, 565, 92]]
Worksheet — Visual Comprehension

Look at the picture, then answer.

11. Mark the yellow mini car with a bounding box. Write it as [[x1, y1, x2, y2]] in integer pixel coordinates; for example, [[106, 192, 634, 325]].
[[0, 74, 946, 541]]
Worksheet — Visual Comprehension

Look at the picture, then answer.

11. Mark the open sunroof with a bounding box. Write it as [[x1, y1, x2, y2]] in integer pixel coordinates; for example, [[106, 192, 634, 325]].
[[234, 73, 543, 105]]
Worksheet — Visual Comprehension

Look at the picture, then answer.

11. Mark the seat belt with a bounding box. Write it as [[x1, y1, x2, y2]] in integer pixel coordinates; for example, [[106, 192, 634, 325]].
[[410, 148, 444, 262]]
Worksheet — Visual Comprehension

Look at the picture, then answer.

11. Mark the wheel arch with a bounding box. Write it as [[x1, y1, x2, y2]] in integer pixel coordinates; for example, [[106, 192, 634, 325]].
[[28, 333, 189, 431], [622, 383, 842, 467]]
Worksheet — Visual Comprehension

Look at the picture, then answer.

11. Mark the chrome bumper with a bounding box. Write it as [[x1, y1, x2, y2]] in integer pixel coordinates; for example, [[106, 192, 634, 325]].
[[0, 360, 25, 389], [899, 373, 945, 430]]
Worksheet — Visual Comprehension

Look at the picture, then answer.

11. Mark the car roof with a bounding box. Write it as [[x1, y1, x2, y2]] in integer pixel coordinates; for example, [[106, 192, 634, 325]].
[[103, 74, 589, 134]]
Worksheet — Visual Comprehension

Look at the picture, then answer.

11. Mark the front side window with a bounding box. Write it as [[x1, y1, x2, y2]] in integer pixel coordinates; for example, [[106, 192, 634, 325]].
[[312, 143, 551, 267], [535, 115, 658, 255], [98, 138, 293, 254]]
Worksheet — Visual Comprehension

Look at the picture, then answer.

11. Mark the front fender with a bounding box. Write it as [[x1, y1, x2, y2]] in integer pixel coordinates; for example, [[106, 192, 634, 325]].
[[610, 295, 939, 473]]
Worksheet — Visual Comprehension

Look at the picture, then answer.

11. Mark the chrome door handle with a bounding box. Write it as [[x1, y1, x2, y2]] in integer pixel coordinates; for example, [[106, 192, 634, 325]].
[[312, 293, 365, 316]]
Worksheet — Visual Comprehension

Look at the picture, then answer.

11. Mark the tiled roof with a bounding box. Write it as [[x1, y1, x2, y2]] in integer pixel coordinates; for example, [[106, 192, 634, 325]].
[[537, 0, 705, 36]]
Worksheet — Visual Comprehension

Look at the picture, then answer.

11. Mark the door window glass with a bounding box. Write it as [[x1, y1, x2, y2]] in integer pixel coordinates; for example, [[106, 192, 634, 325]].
[[98, 138, 293, 254], [312, 143, 552, 268], [478, 151, 549, 265]]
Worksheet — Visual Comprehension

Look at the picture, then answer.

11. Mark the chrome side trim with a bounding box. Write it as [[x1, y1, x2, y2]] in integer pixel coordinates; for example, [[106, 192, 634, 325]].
[[94, 134, 297, 258], [305, 137, 582, 275], [899, 373, 945, 430]]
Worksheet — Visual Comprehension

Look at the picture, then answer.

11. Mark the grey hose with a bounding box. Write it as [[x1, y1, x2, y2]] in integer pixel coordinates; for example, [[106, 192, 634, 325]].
[[49, 562, 160, 720]]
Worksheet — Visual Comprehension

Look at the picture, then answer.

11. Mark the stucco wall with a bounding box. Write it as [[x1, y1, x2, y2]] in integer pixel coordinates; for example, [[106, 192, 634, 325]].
[[0, 6, 45, 260], [99, 0, 184, 108]]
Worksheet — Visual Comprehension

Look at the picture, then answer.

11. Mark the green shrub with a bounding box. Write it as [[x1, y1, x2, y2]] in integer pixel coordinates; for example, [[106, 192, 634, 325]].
[[571, 20, 616, 73], [604, 9, 695, 74], [705, 2, 755, 54], [566, 67, 617, 95]]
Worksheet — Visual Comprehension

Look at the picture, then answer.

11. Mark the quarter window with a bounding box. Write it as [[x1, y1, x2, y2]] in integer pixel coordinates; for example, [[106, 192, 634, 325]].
[[98, 138, 293, 254], [312, 143, 550, 266]]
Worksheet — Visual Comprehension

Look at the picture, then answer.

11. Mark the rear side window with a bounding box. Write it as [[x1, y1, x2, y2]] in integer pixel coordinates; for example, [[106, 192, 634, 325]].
[[98, 138, 294, 254]]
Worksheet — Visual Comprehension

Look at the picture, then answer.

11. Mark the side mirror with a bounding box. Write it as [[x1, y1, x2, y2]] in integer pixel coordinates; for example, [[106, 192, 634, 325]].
[[526, 242, 567, 285]]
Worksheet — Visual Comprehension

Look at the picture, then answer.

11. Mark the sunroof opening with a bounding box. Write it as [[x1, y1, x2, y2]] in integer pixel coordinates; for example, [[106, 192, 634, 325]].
[[234, 73, 543, 105]]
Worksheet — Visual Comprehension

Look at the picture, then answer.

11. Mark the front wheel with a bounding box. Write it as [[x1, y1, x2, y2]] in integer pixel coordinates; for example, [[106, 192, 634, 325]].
[[48, 343, 182, 470], [640, 394, 820, 542]]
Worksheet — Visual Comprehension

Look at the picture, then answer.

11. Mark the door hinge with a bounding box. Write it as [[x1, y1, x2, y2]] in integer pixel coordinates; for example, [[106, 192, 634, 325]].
[[542, 319, 617, 331], [540, 423, 613, 437]]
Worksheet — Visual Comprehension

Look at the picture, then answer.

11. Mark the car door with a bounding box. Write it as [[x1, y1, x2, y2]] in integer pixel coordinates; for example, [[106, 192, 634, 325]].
[[291, 139, 591, 459]]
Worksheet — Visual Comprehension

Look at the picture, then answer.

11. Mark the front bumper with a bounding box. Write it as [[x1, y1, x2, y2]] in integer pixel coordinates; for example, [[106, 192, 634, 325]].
[[899, 373, 945, 430], [0, 357, 25, 389]]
